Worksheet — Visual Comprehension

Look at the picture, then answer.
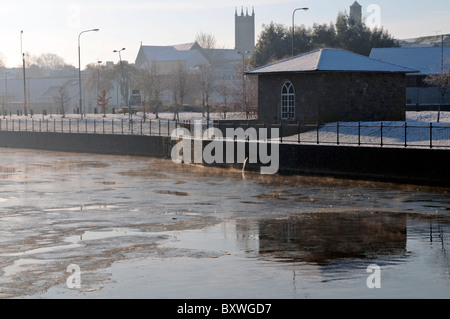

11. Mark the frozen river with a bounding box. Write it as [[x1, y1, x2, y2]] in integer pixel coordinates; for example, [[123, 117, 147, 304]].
[[0, 148, 449, 299]]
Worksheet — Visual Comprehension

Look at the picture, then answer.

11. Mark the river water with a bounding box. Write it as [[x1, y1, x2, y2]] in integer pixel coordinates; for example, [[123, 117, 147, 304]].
[[0, 148, 449, 299]]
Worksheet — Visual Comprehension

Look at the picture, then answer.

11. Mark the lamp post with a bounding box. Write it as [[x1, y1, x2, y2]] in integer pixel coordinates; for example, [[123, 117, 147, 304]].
[[114, 48, 131, 121], [78, 28, 99, 118], [3, 72, 8, 119], [97, 60, 102, 113], [292, 7, 309, 57], [21, 30, 27, 116]]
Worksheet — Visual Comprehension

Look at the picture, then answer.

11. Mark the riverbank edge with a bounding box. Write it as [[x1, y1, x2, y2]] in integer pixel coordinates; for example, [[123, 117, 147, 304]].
[[0, 131, 448, 188]]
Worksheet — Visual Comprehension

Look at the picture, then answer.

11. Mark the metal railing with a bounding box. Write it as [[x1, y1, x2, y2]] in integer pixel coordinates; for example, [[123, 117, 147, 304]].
[[0, 117, 182, 137], [279, 121, 450, 149], [1, 116, 449, 149]]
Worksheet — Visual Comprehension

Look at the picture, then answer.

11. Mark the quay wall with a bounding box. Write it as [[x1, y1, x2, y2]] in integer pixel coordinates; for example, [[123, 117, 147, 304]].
[[0, 131, 448, 188]]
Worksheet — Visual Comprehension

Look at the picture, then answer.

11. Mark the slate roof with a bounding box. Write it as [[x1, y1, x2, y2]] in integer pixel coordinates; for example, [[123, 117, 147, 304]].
[[247, 49, 418, 75], [370, 46, 450, 74]]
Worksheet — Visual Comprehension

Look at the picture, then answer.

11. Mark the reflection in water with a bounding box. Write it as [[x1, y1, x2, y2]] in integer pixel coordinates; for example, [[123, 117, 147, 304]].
[[246, 212, 407, 263]]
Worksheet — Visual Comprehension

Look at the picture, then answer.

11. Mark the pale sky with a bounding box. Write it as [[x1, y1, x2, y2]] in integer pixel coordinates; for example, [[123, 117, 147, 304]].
[[0, 0, 449, 68]]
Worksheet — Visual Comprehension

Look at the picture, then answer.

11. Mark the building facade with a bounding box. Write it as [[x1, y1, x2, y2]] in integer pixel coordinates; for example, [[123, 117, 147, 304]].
[[247, 49, 417, 125]]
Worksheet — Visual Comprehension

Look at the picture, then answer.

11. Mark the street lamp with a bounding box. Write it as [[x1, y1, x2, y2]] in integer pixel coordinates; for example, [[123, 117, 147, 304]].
[[21, 30, 27, 116], [3, 72, 8, 119], [113, 48, 131, 121], [78, 28, 99, 118], [292, 7, 309, 57], [97, 60, 102, 111]]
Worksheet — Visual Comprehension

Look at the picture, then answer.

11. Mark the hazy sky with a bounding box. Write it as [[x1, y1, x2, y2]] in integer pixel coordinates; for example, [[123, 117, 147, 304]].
[[1, 0, 449, 68]]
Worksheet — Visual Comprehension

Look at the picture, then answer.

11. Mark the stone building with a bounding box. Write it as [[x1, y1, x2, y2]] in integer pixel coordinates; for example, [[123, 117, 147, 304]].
[[246, 49, 417, 124]]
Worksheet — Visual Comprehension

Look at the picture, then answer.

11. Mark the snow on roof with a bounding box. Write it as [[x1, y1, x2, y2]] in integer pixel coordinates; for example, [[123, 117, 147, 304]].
[[370, 46, 450, 74], [247, 49, 418, 75]]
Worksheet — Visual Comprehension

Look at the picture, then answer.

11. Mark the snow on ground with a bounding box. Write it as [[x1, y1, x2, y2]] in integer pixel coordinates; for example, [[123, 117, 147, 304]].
[[1, 111, 449, 148], [283, 111, 450, 148]]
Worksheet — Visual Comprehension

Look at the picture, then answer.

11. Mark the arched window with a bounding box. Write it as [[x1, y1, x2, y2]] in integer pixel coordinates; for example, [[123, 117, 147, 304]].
[[281, 81, 295, 120]]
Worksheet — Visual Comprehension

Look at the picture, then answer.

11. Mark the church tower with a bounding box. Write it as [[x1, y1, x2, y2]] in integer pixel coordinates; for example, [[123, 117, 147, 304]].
[[235, 7, 255, 53], [350, 1, 362, 24]]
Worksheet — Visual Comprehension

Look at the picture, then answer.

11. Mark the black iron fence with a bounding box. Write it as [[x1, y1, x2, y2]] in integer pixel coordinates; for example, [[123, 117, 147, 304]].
[[0, 116, 449, 149], [278, 121, 450, 149]]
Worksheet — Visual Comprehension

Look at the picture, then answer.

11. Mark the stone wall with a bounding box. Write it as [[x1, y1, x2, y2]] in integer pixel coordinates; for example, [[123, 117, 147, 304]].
[[257, 71, 407, 124], [0, 131, 448, 187]]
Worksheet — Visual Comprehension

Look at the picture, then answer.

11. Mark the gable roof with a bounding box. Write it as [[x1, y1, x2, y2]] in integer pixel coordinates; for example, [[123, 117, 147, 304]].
[[135, 42, 211, 69], [247, 49, 418, 75], [370, 46, 450, 74]]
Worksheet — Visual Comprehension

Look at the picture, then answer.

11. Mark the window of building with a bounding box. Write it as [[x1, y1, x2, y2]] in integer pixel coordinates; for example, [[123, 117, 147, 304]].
[[281, 81, 295, 120]]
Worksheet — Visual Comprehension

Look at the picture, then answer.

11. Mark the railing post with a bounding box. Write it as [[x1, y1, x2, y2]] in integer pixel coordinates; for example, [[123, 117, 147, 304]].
[[158, 119, 161, 136], [112, 119, 114, 134], [404, 122, 407, 147], [316, 122, 319, 144], [380, 122, 383, 147], [140, 119, 143, 135], [297, 121, 300, 144], [103, 119, 105, 134], [167, 119, 170, 136], [121, 119, 124, 134], [358, 122, 361, 146], [280, 122, 283, 143], [94, 119, 96, 134], [430, 122, 433, 149], [337, 121, 340, 145], [85, 119, 88, 133]]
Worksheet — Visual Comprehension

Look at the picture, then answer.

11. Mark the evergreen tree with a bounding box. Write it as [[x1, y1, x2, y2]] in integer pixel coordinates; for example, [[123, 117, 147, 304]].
[[251, 12, 398, 68]]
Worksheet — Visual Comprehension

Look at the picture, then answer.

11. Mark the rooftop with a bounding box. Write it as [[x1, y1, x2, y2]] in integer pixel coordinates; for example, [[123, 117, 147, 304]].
[[370, 46, 450, 74], [247, 49, 418, 75]]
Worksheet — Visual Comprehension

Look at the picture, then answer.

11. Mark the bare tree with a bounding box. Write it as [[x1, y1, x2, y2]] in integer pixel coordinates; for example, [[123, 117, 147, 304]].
[[197, 64, 216, 120], [136, 62, 163, 120], [53, 86, 72, 118], [217, 81, 231, 119], [170, 62, 190, 121], [85, 63, 116, 97], [424, 72, 450, 122], [34, 53, 69, 70], [195, 32, 217, 50], [231, 55, 258, 119]]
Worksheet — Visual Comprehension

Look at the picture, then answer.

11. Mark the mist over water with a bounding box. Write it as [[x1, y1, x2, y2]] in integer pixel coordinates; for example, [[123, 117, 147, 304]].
[[0, 148, 449, 298]]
